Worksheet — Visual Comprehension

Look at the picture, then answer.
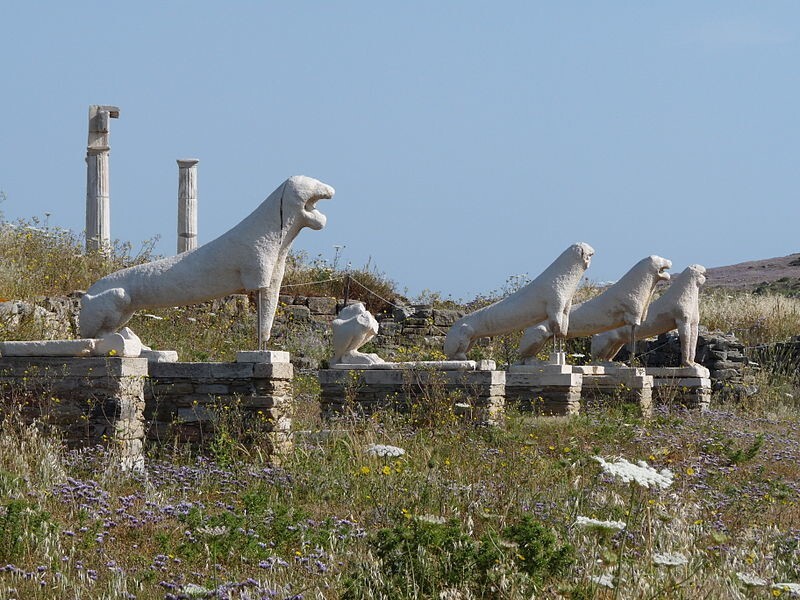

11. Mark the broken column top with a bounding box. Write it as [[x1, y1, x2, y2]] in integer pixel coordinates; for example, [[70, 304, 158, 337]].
[[177, 158, 199, 167], [88, 105, 120, 150]]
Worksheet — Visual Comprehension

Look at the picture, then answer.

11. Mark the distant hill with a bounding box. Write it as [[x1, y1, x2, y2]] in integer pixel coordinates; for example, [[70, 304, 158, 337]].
[[705, 253, 800, 295]]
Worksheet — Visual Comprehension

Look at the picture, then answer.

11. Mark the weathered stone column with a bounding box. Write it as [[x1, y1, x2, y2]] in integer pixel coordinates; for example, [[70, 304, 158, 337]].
[[85, 105, 120, 252], [177, 158, 199, 253]]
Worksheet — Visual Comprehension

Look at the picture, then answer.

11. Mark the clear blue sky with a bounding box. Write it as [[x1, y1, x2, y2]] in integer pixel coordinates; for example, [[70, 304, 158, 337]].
[[1, 2, 798, 301]]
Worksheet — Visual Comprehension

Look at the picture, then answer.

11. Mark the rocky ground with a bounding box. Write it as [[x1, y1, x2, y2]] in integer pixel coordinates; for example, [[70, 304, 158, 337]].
[[705, 253, 800, 295]]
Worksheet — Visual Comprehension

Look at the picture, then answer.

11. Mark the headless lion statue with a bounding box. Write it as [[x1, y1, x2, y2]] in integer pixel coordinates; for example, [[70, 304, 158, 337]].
[[518, 255, 672, 361], [591, 264, 706, 366], [444, 243, 594, 360]]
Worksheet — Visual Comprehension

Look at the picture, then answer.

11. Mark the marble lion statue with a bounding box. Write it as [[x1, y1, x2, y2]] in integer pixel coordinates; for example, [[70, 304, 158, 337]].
[[518, 255, 672, 361], [590, 264, 706, 366], [443, 242, 594, 360], [330, 302, 384, 366], [79, 175, 334, 340]]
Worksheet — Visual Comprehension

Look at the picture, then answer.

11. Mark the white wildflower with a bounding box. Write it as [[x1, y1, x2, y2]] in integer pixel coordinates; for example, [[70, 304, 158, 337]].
[[575, 516, 626, 532], [773, 583, 800, 595], [736, 572, 767, 587], [196, 525, 229, 537], [415, 513, 447, 525], [652, 552, 688, 567], [365, 444, 406, 457], [594, 456, 674, 489], [590, 573, 615, 588], [183, 583, 212, 597]]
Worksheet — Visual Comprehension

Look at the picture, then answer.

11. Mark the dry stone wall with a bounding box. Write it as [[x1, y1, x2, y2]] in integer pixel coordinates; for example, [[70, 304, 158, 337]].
[[616, 327, 756, 397]]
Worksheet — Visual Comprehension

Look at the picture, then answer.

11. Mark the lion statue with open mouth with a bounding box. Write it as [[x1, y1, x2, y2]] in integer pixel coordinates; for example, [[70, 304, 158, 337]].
[[79, 175, 334, 343]]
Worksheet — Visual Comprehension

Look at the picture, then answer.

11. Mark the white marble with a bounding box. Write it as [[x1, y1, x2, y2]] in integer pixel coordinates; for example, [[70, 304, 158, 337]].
[[85, 105, 119, 252], [94, 330, 142, 357], [444, 243, 594, 360], [330, 303, 384, 366], [140, 349, 179, 363], [518, 255, 671, 361], [331, 359, 496, 371], [0, 328, 141, 358], [591, 264, 706, 366], [646, 365, 710, 378], [236, 350, 291, 363], [177, 159, 199, 253], [79, 176, 334, 341], [0, 339, 95, 357]]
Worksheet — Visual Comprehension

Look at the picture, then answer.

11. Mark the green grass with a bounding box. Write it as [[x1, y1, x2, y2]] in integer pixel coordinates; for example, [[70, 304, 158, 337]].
[[1, 397, 800, 599]]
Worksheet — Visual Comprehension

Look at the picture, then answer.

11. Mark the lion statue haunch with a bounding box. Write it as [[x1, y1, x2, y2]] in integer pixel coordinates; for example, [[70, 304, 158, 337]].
[[591, 264, 706, 365], [443, 242, 594, 360], [330, 302, 384, 366], [79, 175, 334, 339], [518, 255, 672, 361]]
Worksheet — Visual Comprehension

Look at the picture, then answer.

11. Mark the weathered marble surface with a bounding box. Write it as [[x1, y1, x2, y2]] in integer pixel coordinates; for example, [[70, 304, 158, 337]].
[[80, 176, 334, 341], [518, 255, 672, 361], [591, 264, 706, 366], [330, 303, 384, 366], [0, 327, 142, 358], [177, 158, 199, 253], [331, 360, 496, 371], [444, 243, 594, 360]]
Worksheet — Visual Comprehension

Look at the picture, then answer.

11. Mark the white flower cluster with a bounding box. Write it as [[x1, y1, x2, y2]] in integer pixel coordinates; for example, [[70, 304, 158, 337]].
[[736, 572, 767, 587], [196, 525, 229, 537], [590, 573, 615, 588], [773, 582, 800, 595], [415, 513, 447, 525], [652, 552, 688, 567], [574, 516, 626, 532], [364, 444, 406, 457], [594, 456, 674, 489]]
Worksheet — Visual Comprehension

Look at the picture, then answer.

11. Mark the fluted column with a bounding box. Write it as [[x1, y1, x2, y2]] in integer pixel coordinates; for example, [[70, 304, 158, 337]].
[[85, 105, 119, 252], [177, 159, 199, 253]]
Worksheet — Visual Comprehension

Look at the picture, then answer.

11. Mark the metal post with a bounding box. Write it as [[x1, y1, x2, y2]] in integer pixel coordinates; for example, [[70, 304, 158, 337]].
[[342, 274, 351, 310], [256, 289, 264, 350]]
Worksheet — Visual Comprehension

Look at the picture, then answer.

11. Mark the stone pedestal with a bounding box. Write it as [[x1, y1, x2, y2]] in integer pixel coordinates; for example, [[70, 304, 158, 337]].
[[506, 362, 581, 415], [647, 366, 711, 411], [0, 357, 146, 470], [318, 363, 504, 426], [578, 365, 653, 415], [145, 356, 293, 457]]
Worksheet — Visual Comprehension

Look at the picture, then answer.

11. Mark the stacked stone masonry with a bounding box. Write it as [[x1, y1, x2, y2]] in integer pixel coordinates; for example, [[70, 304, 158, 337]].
[[318, 367, 505, 426], [0, 356, 294, 465], [145, 361, 294, 456], [0, 357, 147, 469]]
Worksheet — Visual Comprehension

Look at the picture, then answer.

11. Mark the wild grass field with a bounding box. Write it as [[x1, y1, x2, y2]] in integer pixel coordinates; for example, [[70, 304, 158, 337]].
[[1, 221, 800, 599]]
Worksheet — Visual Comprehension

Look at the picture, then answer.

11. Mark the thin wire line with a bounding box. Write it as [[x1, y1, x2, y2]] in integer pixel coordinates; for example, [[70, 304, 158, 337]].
[[280, 276, 343, 289]]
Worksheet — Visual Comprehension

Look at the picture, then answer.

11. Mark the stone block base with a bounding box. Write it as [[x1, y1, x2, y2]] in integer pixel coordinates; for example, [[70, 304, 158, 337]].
[[505, 368, 581, 415], [145, 360, 294, 457], [580, 367, 653, 415], [647, 368, 711, 411], [0, 357, 147, 470], [318, 366, 505, 426]]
